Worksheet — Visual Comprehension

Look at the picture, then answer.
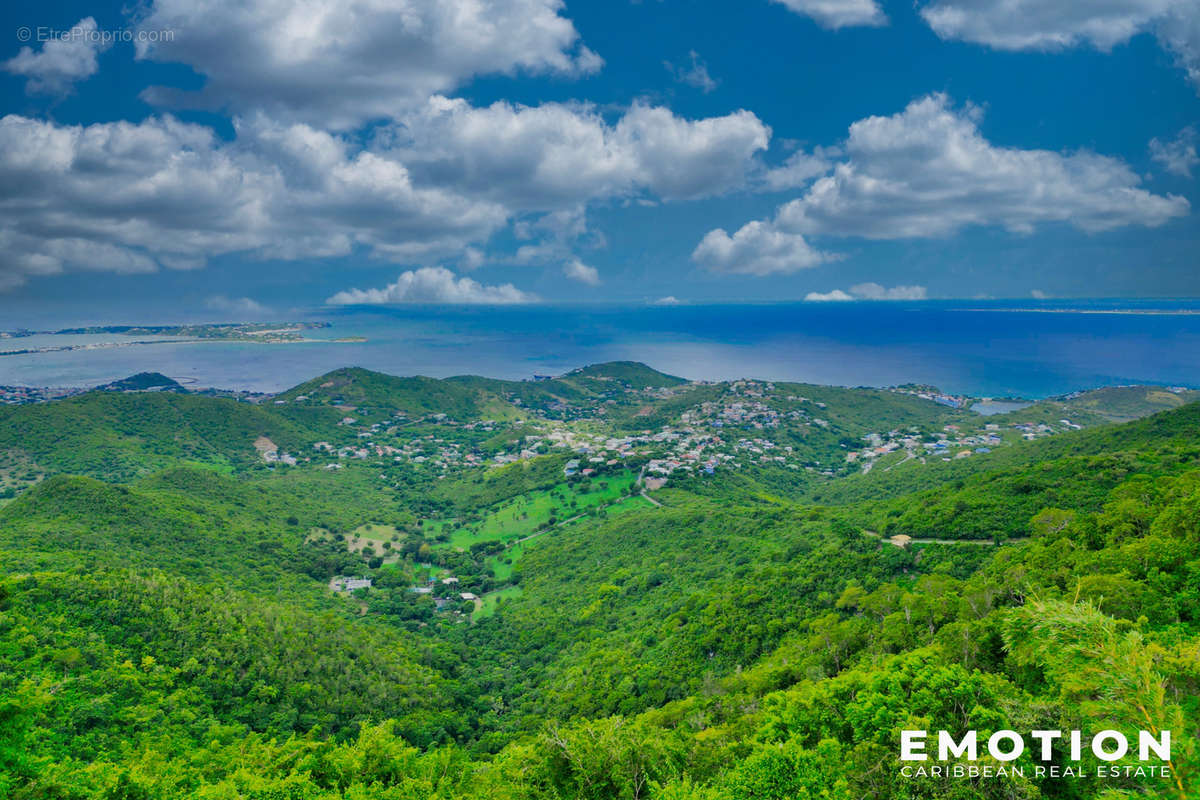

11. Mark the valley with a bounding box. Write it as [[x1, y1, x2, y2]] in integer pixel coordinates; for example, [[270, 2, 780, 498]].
[[0, 362, 1197, 799]]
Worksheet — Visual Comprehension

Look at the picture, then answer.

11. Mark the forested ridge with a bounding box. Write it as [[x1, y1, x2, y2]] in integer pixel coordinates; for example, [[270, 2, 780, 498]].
[[0, 365, 1197, 799]]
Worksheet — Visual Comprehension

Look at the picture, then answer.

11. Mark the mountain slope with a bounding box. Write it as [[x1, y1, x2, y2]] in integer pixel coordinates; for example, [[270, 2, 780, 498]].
[[276, 367, 501, 419], [800, 399, 1200, 505], [1, 569, 472, 763], [0, 391, 319, 481], [0, 464, 425, 593]]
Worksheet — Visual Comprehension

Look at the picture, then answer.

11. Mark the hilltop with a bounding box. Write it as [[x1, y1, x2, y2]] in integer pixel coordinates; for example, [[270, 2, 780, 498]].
[[275, 361, 689, 420], [276, 366, 505, 419], [98, 372, 182, 392], [560, 360, 688, 388]]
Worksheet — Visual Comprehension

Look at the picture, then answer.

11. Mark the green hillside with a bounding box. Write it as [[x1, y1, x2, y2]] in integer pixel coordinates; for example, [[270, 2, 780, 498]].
[[0, 391, 318, 481], [0, 368, 1197, 799], [1056, 384, 1200, 422], [0, 468, 386, 592], [799, 399, 1200, 506], [276, 367, 500, 419], [1, 570, 470, 762], [561, 361, 688, 389], [276, 362, 684, 421], [448, 361, 692, 420]]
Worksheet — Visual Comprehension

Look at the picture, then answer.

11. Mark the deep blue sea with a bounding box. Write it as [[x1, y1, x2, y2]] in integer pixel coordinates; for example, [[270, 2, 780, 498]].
[[3, 300, 1200, 398]]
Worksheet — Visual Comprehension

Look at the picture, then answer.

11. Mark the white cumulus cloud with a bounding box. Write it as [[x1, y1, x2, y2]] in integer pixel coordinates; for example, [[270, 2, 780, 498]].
[[0, 95, 776, 291], [1157, 4, 1200, 88], [0, 113, 508, 290], [774, 93, 1188, 237], [695, 94, 1187, 279], [919, 0, 1200, 90], [762, 150, 833, 191], [563, 258, 601, 286], [4, 17, 110, 94], [692, 220, 837, 275], [849, 282, 928, 299], [326, 267, 536, 305], [389, 97, 770, 208], [133, 0, 602, 128], [772, 0, 888, 29]]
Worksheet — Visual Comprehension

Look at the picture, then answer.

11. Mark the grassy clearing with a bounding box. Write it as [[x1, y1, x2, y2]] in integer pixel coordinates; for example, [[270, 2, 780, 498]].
[[473, 585, 523, 621], [487, 540, 526, 581], [435, 470, 639, 548], [602, 494, 655, 515], [352, 523, 402, 543], [348, 524, 403, 561], [309, 523, 406, 563], [482, 490, 655, 580]]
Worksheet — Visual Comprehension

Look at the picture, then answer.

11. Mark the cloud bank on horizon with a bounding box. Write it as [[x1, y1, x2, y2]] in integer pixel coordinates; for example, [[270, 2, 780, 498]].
[[0, 0, 1197, 309], [805, 283, 929, 302]]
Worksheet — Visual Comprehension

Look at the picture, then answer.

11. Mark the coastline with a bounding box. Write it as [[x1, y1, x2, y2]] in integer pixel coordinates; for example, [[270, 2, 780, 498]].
[[0, 334, 366, 358], [959, 307, 1200, 315]]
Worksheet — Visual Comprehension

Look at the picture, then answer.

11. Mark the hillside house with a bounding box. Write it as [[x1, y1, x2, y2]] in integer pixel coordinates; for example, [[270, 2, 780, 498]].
[[331, 576, 373, 592]]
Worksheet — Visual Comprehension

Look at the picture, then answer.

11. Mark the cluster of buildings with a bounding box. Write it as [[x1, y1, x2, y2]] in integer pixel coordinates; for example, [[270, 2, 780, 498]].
[[518, 381, 688, 421], [925, 424, 1005, 459], [845, 424, 1005, 470], [538, 399, 819, 480], [283, 376, 1092, 489], [329, 576, 373, 593], [1012, 419, 1080, 437], [685, 386, 833, 432], [890, 386, 971, 409], [404, 574, 481, 612], [0, 385, 85, 405], [311, 418, 508, 473], [846, 416, 1081, 473], [386, 381, 827, 482]]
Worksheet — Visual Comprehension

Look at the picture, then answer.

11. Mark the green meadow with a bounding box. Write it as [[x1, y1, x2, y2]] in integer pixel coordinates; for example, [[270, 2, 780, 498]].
[[437, 468, 640, 548]]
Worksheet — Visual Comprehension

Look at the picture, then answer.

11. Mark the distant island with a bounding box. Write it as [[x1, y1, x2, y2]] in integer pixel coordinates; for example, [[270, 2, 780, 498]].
[[962, 307, 1200, 315], [0, 321, 364, 358], [1, 321, 331, 340]]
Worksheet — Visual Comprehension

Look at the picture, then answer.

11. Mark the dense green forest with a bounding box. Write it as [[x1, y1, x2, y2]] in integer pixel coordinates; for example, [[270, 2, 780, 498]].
[[1, 363, 1197, 799]]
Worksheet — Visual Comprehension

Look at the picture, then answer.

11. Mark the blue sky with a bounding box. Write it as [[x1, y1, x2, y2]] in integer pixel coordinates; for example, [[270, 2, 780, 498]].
[[1, 0, 1198, 322]]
